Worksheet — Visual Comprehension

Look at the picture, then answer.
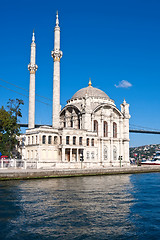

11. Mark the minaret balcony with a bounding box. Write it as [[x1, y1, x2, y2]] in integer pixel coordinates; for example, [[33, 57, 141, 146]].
[[51, 50, 63, 62], [28, 64, 38, 73]]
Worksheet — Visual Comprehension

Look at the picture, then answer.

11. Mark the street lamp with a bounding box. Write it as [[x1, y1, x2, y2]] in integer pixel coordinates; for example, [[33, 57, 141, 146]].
[[118, 156, 123, 167], [80, 149, 84, 169]]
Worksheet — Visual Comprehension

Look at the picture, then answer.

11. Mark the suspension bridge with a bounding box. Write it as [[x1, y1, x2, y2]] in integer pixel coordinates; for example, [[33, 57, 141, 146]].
[[19, 123, 160, 135]]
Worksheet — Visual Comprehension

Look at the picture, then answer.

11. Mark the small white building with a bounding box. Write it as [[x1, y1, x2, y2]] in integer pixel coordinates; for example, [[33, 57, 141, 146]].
[[19, 12, 130, 169]]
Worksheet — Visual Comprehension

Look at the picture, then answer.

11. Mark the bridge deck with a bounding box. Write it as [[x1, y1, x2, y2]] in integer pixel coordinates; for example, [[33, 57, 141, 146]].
[[19, 124, 160, 134]]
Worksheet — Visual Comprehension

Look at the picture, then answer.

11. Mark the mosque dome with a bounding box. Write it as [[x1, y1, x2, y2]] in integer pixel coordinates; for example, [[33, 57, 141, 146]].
[[71, 80, 110, 100]]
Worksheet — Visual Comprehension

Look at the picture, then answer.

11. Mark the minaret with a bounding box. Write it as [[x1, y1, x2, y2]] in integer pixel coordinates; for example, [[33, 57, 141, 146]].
[[51, 11, 63, 128], [28, 30, 38, 129]]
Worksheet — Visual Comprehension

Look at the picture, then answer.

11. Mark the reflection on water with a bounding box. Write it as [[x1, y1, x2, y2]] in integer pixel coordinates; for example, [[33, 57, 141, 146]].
[[0, 173, 160, 239]]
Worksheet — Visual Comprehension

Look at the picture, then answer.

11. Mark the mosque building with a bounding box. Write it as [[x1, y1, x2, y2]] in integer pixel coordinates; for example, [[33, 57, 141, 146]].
[[19, 12, 130, 169]]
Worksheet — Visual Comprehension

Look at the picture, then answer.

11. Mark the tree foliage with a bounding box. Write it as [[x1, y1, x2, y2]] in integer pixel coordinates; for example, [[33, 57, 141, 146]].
[[0, 99, 24, 157]]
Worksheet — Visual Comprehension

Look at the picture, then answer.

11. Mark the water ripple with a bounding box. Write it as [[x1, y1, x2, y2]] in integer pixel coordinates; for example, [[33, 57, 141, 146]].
[[0, 174, 160, 239]]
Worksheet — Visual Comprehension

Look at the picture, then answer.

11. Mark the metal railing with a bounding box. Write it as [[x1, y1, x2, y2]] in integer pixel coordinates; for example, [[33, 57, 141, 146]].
[[0, 159, 25, 169], [0, 159, 39, 169]]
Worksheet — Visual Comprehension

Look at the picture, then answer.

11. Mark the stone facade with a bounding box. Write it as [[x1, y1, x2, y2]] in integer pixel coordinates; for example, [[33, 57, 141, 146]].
[[19, 13, 130, 169]]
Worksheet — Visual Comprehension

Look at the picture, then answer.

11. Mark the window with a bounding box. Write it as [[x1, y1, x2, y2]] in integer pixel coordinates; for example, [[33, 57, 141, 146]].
[[104, 121, 108, 137], [48, 136, 52, 144], [27, 150, 30, 159], [104, 145, 108, 160], [66, 136, 70, 145], [32, 136, 34, 144], [28, 137, 30, 145], [113, 146, 117, 160], [60, 136, 62, 144], [94, 120, 98, 134], [113, 122, 117, 138], [35, 150, 38, 159], [91, 138, 94, 146], [54, 136, 58, 144], [31, 150, 33, 159], [42, 135, 46, 144], [91, 151, 95, 159], [79, 137, 82, 145], [36, 135, 38, 144], [64, 121, 66, 128], [71, 117, 73, 127], [87, 151, 90, 159], [86, 138, 89, 146], [78, 118, 81, 129], [73, 136, 76, 145]]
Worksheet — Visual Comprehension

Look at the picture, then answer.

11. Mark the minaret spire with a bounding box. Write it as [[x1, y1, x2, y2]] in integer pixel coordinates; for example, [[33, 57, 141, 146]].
[[28, 31, 38, 129], [51, 12, 63, 128], [56, 11, 59, 26], [32, 30, 35, 42]]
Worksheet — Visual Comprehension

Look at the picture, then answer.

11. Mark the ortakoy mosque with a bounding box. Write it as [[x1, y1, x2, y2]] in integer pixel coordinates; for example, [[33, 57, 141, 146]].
[[19, 13, 130, 169]]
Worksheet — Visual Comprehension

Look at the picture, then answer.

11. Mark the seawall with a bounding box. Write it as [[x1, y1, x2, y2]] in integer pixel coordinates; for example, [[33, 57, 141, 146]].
[[0, 166, 160, 181]]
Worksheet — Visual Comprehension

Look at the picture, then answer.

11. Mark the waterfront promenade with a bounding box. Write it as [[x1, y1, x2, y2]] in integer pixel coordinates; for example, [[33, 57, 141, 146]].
[[0, 165, 160, 180]]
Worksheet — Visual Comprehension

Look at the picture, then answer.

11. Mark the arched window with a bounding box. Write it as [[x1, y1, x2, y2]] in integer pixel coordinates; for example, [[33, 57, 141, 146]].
[[91, 138, 94, 146], [79, 137, 83, 145], [71, 117, 73, 128], [86, 138, 89, 146], [63, 114, 66, 127], [66, 136, 70, 145], [54, 136, 58, 144], [78, 118, 81, 129], [48, 136, 52, 144], [94, 120, 98, 134], [104, 121, 108, 137], [73, 136, 76, 145], [113, 122, 117, 138], [42, 135, 46, 144]]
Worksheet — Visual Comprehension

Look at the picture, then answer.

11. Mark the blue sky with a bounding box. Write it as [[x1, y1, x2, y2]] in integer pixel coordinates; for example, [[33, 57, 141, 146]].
[[0, 0, 160, 147]]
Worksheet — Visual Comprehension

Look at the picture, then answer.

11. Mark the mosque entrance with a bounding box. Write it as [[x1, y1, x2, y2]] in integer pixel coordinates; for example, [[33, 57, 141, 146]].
[[72, 149, 77, 161], [65, 149, 70, 162]]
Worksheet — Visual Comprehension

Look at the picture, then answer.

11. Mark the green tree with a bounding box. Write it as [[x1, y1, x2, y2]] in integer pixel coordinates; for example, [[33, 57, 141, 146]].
[[0, 99, 24, 157]]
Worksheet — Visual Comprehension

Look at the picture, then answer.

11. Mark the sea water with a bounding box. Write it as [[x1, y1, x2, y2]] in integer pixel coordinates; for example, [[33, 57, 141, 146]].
[[0, 173, 160, 240]]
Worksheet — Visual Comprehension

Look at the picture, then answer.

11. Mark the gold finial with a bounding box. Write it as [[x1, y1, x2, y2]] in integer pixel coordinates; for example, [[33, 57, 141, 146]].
[[88, 78, 92, 87]]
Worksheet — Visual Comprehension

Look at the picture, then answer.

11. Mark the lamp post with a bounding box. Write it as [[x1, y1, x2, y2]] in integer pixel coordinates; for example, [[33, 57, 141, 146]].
[[119, 156, 122, 167], [80, 149, 84, 169]]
